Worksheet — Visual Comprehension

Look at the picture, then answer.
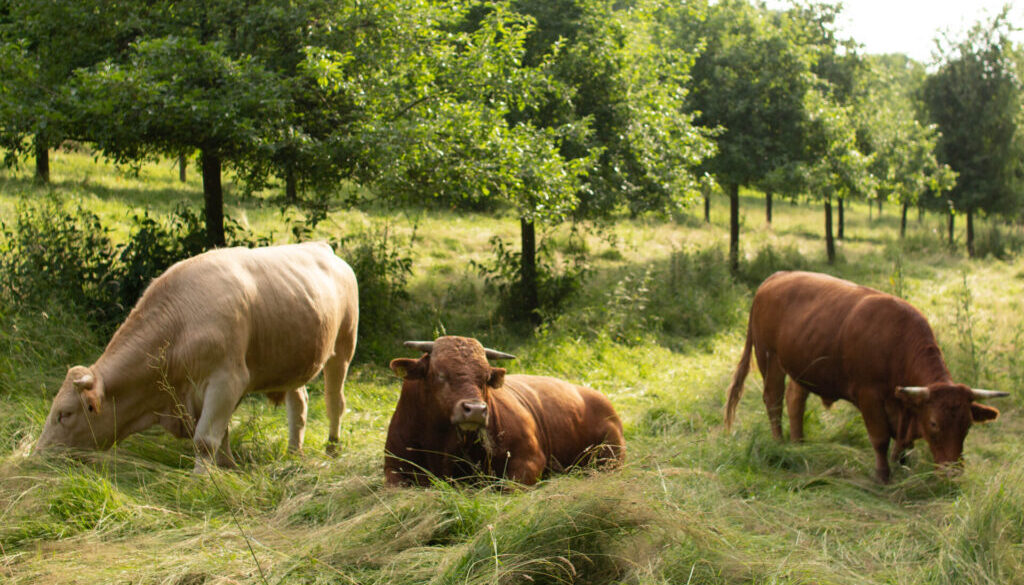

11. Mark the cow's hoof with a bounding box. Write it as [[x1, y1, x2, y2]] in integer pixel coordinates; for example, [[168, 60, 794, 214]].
[[875, 468, 891, 484], [325, 439, 340, 457], [216, 457, 237, 469]]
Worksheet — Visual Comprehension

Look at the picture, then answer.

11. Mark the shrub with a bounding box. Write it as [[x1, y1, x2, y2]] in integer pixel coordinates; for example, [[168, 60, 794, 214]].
[[332, 225, 414, 363], [0, 201, 262, 335], [739, 243, 810, 288], [475, 228, 589, 324], [0, 201, 122, 326], [973, 223, 1024, 260], [116, 205, 263, 316]]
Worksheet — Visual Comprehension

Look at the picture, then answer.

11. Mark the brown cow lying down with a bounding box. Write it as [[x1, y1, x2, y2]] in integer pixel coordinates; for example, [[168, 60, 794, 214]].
[[384, 336, 625, 486], [35, 242, 359, 472], [725, 270, 1008, 482]]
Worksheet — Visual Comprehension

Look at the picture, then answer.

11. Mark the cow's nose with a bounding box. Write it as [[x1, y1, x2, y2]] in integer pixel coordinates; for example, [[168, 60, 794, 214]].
[[453, 400, 488, 429]]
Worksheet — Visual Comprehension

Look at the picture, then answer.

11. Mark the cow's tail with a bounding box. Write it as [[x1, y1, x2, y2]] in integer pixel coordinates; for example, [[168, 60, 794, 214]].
[[724, 317, 754, 430]]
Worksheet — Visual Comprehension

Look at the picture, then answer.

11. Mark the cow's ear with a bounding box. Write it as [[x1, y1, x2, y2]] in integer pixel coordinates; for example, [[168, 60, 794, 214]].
[[390, 357, 426, 380], [971, 403, 1000, 423], [488, 367, 506, 389]]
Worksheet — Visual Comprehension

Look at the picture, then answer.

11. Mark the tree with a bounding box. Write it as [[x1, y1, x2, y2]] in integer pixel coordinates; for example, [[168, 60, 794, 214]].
[[72, 37, 288, 247], [799, 89, 875, 263], [856, 54, 956, 238], [922, 7, 1024, 256], [0, 0, 141, 182], [684, 0, 815, 271], [509, 0, 713, 220]]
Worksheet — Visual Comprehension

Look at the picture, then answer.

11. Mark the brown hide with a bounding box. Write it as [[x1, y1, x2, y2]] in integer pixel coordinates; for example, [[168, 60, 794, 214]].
[[384, 336, 625, 486], [725, 271, 1003, 482]]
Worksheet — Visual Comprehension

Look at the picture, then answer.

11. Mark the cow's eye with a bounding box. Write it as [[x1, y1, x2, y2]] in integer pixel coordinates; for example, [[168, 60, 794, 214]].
[[929, 420, 939, 431], [436, 373, 446, 384]]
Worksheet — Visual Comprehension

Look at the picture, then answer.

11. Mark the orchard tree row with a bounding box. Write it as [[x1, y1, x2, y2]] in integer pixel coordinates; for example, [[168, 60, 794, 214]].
[[1, 0, 1022, 318]]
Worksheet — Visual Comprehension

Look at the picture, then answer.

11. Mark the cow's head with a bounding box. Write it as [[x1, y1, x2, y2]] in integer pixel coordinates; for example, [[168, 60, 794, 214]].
[[389, 336, 515, 433], [896, 384, 1007, 470], [34, 365, 118, 453]]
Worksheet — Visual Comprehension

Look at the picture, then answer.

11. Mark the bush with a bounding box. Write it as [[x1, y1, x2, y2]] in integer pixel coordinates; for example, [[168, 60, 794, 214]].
[[739, 243, 810, 288], [0, 201, 122, 326], [331, 225, 414, 363], [973, 223, 1024, 260], [475, 228, 589, 324], [117, 205, 263, 316], [0, 201, 262, 335]]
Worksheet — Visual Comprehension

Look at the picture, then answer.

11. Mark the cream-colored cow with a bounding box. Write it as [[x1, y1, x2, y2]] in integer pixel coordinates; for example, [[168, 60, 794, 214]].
[[35, 242, 358, 471]]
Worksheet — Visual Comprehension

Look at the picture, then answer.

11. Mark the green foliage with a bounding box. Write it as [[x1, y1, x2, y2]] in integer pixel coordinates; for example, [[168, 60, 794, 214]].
[[0, 0, 143, 165], [513, 0, 714, 216], [0, 201, 122, 325], [922, 7, 1024, 218], [0, 201, 259, 334], [331, 225, 414, 363], [72, 36, 287, 167], [740, 244, 811, 287], [475, 230, 589, 323]]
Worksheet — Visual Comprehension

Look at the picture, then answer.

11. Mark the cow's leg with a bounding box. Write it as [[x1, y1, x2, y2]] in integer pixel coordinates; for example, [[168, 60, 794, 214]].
[[858, 390, 893, 483], [507, 455, 546, 487], [763, 356, 786, 440], [286, 385, 309, 452], [215, 428, 235, 468], [193, 369, 247, 473], [786, 380, 810, 442], [323, 340, 354, 456]]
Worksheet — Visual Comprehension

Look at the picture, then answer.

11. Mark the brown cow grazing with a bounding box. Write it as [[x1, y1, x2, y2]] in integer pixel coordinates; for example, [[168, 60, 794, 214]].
[[34, 242, 358, 471], [384, 336, 625, 486], [725, 271, 1008, 483]]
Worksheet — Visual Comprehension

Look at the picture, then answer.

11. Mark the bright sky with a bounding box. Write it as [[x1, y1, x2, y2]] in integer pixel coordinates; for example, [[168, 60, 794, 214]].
[[768, 0, 1024, 63]]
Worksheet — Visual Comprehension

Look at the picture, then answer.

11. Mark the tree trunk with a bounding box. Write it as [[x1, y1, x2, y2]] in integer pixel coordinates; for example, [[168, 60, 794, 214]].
[[877, 198, 882, 216], [765, 191, 773, 225], [520, 217, 540, 323], [34, 139, 49, 184], [948, 211, 955, 246], [917, 205, 924, 224], [728, 183, 740, 273], [966, 208, 975, 257], [286, 166, 298, 204], [703, 189, 710, 223], [900, 202, 908, 238], [837, 197, 845, 240], [825, 198, 835, 264], [178, 154, 187, 182], [201, 150, 226, 249]]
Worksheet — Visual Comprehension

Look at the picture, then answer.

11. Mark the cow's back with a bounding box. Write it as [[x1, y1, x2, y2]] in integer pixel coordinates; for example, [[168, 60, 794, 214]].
[[105, 242, 357, 393], [750, 272, 878, 395], [498, 374, 624, 471], [749, 271, 945, 399]]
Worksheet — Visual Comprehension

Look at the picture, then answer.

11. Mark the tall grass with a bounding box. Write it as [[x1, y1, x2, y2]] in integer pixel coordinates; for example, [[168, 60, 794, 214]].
[[2, 153, 1024, 584]]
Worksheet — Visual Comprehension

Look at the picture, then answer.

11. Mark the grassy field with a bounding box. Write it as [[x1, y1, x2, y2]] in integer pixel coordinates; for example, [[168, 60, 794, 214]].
[[3, 151, 1024, 584]]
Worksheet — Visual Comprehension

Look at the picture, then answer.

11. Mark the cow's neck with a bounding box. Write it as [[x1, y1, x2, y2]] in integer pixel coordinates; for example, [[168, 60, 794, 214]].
[[903, 338, 953, 386], [92, 313, 184, 430]]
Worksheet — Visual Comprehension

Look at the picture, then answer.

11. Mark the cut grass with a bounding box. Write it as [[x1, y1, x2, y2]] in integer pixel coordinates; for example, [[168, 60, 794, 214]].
[[2, 152, 1024, 584]]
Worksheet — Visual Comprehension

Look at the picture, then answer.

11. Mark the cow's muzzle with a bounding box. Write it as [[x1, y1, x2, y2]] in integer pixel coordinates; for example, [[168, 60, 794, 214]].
[[453, 400, 488, 431]]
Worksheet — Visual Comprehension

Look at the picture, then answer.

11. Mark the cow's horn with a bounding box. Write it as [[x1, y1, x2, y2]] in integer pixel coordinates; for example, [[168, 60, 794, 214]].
[[483, 347, 516, 360], [970, 388, 1010, 400], [404, 341, 435, 354], [896, 386, 929, 396]]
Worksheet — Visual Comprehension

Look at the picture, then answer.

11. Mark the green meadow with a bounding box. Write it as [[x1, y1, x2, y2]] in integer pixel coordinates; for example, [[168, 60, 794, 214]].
[[3, 151, 1024, 584]]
